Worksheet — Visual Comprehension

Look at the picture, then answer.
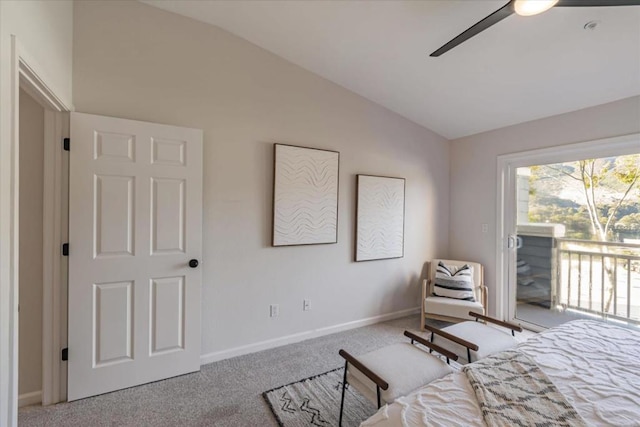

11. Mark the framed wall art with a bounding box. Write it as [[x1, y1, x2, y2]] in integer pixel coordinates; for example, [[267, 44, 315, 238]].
[[272, 144, 340, 246], [355, 174, 405, 261]]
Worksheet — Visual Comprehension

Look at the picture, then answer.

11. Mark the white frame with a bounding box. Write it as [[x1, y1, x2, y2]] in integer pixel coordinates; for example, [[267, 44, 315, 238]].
[[496, 133, 640, 331], [1, 36, 70, 426], [355, 174, 406, 262], [272, 143, 340, 246]]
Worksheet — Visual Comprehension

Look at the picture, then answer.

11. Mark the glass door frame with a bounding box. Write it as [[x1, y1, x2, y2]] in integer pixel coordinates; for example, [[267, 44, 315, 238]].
[[496, 133, 640, 331]]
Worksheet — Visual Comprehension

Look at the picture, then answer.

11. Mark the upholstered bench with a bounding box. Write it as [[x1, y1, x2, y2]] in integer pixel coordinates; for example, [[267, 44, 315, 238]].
[[338, 331, 458, 426], [425, 312, 523, 364]]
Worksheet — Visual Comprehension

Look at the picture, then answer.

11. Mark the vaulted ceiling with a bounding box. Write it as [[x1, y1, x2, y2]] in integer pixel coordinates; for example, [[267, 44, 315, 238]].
[[141, 1, 640, 139]]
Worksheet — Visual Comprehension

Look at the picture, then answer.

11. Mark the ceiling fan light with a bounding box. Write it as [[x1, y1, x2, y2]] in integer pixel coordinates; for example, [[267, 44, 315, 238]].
[[514, 0, 559, 17]]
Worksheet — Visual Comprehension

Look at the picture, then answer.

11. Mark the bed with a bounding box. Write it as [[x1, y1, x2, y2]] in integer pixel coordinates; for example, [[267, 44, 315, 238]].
[[361, 319, 640, 427]]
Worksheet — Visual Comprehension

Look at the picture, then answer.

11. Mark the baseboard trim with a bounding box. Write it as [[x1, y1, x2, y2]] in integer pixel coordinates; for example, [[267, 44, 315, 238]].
[[19, 390, 42, 408], [200, 307, 420, 366]]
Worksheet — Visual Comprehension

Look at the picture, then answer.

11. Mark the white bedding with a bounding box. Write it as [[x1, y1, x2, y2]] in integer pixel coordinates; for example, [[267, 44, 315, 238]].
[[361, 320, 640, 427]]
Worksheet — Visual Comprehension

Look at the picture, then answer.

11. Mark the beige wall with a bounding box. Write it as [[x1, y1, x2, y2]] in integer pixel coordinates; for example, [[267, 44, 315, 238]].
[[18, 89, 44, 399], [1, 0, 73, 107], [73, 0, 450, 357], [449, 95, 640, 316]]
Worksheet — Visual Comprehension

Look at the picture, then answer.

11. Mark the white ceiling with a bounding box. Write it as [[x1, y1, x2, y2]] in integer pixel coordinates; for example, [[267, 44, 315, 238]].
[[140, 1, 640, 139]]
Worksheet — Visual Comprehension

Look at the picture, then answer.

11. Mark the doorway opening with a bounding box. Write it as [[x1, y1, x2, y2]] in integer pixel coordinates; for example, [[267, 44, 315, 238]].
[[496, 134, 640, 331], [514, 155, 640, 329], [17, 67, 70, 409], [18, 89, 45, 407]]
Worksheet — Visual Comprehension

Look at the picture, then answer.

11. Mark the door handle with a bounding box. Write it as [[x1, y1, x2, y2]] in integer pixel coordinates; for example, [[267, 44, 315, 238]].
[[189, 259, 199, 268], [516, 236, 523, 249]]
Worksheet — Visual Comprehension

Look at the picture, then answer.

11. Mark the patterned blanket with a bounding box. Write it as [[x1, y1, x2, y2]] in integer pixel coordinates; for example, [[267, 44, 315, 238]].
[[463, 350, 587, 427]]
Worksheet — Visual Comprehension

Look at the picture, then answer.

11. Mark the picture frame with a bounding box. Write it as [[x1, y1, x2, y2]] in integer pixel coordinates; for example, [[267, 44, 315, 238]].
[[272, 144, 340, 246], [355, 174, 405, 261]]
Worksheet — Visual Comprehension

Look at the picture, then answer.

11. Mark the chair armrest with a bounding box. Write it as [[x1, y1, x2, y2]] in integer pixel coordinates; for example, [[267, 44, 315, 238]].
[[469, 312, 523, 333], [404, 331, 458, 361], [422, 324, 479, 351], [421, 279, 428, 331], [339, 349, 389, 391], [480, 285, 488, 314]]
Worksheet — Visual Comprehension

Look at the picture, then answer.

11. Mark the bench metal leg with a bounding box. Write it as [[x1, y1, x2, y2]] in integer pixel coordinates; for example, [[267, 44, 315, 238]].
[[377, 386, 381, 409], [339, 361, 348, 427]]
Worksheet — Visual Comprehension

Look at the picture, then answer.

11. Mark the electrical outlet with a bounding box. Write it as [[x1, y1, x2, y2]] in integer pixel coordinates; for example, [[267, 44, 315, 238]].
[[481, 223, 488, 233], [303, 299, 311, 311], [270, 304, 279, 317]]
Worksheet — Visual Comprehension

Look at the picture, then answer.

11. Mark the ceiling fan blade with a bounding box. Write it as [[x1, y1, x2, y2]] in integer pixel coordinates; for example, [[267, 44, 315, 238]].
[[556, 0, 640, 6], [430, 1, 515, 57]]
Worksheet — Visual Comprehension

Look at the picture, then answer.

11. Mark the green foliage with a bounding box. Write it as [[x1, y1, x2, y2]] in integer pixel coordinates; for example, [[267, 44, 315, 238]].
[[613, 155, 640, 186], [608, 203, 640, 218], [526, 153, 640, 241], [528, 205, 593, 239], [615, 213, 640, 231], [535, 196, 579, 209]]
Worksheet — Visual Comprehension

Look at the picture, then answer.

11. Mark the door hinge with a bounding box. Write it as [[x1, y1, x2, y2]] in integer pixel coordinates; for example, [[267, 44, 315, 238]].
[[61, 348, 68, 361], [63, 137, 70, 151], [62, 243, 69, 256]]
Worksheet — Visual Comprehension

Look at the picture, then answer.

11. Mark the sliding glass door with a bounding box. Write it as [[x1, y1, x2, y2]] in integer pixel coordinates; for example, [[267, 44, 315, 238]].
[[499, 135, 640, 330]]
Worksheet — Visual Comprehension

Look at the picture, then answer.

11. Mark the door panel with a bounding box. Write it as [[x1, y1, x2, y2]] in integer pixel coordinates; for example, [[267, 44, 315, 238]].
[[151, 178, 185, 254], [93, 281, 133, 366], [68, 112, 202, 401], [94, 175, 135, 257], [150, 276, 185, 355]]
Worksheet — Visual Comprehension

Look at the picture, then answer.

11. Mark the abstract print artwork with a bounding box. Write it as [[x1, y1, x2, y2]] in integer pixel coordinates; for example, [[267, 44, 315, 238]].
[[356, 175, 405, 261], [272, 144, 339, 246]]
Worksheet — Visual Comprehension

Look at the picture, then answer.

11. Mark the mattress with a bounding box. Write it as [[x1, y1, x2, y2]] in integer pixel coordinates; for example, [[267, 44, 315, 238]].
[[361, 320, 640, 427]]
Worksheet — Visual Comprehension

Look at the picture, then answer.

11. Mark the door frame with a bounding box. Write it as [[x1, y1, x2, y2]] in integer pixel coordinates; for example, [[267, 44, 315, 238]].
[[2, 35, 70, 425], [41, 109, 69, 405], [495, 133, 640, 331]]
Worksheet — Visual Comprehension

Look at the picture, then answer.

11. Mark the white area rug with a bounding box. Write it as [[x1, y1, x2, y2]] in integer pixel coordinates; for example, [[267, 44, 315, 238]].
[[263, 367, 376, 427]]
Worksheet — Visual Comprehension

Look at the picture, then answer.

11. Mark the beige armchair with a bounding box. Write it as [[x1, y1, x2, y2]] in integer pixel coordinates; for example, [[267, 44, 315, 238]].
[[421, 259, 488, 326]]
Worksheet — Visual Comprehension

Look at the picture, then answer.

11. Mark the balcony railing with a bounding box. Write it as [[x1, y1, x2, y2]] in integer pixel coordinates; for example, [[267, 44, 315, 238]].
[[555, 238, 640, 325]]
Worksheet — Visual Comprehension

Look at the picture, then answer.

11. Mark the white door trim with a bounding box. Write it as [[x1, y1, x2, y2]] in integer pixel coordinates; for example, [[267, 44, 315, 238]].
[[1, 35, 71, 427], [0, 34, 22, 427], [495, 133, 640, 323], [42, 110, 69, 405]]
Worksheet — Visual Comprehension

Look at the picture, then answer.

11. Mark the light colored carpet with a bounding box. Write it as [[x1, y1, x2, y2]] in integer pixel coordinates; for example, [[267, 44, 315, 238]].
[[20, 314, 447, 426]]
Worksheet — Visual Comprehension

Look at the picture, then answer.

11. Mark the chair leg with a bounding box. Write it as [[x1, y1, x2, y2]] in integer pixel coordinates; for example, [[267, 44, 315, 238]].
[[339, 361, 348, 427], [467, 348, 472, 363], [377, 386, 381, 408]]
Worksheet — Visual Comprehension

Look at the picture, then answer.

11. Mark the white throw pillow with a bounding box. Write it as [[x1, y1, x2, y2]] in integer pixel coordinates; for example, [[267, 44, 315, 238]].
[[433, 261, 476, 301]]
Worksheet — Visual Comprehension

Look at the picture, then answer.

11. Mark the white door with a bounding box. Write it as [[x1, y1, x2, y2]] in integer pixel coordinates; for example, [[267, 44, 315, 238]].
[[67, 112, 203, 401]]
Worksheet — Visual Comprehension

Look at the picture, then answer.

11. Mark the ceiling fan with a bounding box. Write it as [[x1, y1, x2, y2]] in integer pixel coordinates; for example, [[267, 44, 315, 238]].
[[430, 0, 640, 57]]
